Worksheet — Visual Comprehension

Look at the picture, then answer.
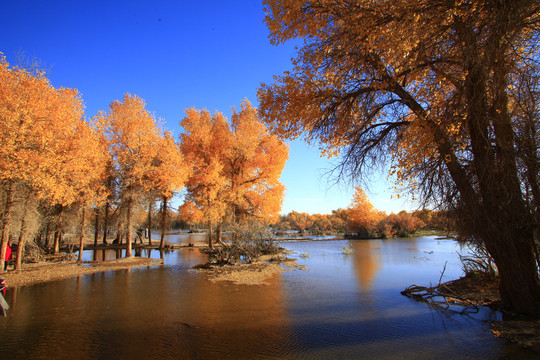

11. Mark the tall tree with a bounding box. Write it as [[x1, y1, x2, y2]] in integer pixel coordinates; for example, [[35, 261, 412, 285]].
[[180, 102, 288, 247], [0, 54, 92, 271], [180, 109, 229, 248], [178, 201, 203, 231], [259, 0, 540, 314], [347, 187, 385, 236], [147, 131, 189, 249], [223, 101, 288, 225], [95, 94, 162, 258]]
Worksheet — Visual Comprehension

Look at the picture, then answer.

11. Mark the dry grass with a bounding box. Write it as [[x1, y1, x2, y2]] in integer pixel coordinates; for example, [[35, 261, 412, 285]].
[[196, 254, 307, 286], [1, 257, 163, 287]]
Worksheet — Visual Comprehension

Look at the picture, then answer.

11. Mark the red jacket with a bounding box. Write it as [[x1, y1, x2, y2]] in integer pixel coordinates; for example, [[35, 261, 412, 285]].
[[5, 244, 12, 261]]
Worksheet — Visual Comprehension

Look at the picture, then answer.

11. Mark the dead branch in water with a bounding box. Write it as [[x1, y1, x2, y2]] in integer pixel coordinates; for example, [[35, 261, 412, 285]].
[[401, 279, 480, 313], [401, 262, 486, 313]]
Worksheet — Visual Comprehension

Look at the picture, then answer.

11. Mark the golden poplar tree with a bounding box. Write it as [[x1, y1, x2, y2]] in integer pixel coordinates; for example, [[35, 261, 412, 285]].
[[347, 187, 385, 237], [259, 0, 540, 314], [147, 131, 189, 249], [95, 93, 162, 257], [180, 109, 229, 248], [180, 101, 289, 248], [0, 54, 104, 271], [223, 101, 288, 225]]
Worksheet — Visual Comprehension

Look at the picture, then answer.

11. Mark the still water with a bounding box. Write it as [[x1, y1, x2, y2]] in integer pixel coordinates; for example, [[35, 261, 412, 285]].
[[0, 236, 535, 359]]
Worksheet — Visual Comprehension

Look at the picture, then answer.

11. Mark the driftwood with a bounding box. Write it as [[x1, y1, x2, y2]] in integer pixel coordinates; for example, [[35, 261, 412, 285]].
[[401, 262, 481, 313]]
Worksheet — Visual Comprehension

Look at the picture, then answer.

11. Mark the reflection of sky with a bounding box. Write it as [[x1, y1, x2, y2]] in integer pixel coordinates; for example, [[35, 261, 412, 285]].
[[279, 237, 503, 359], [5, 236, 515, 359]]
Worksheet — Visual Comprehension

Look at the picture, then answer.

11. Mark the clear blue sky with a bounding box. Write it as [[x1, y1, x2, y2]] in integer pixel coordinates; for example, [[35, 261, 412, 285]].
[[1, 0, 417, 214]]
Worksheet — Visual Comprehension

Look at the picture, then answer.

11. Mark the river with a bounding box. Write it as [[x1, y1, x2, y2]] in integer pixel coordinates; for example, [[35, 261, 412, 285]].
[[0, 236, 536, 359]]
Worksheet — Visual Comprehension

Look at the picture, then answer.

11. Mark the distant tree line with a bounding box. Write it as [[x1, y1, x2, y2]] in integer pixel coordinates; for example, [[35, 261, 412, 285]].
[[272, 187, 454, 238]]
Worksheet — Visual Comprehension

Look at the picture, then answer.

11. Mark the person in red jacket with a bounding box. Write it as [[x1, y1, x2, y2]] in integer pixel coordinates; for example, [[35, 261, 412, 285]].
[[4, 241, 12, 271]]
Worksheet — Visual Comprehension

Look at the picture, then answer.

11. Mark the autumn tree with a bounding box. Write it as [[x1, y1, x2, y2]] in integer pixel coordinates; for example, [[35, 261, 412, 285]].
[[178, 201, 203, 231], [180, 109, 229, 248], [0, 54, 101, 271], [180, 101, 288, 247], [68, 121, 109, 262], [347, 187, 385, 237], [222, 101, 288, 226], [383, 211, 425, 238], [95, 94, 163, 257], [147, 131, 189, 249], [259, 1, 540, 314]]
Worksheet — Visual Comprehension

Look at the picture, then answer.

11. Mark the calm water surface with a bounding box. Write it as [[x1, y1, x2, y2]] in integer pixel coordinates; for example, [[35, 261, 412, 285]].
[[1, 236, 536, 359]]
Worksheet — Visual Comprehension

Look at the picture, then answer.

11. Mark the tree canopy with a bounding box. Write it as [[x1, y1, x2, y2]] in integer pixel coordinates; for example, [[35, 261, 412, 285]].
[[0, 54, 108, 270], [180, 101, 289, 247], [259, 0, 540, 315]]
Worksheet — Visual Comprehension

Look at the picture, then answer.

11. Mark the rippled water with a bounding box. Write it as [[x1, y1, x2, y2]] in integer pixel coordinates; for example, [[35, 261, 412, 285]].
[[1, 236, 536, 359]]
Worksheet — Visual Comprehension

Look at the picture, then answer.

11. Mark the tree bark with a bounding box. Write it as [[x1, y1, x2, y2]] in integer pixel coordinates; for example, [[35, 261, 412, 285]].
[[216, 223, 223, 245], [0, 182, 14, 274], [53, 205, 63, 255], [481, 217, 540, 314], [148, 200, 153, 246], [15, 195, 31, 271], [208, 221, 213, 249], [159, 196, 168, 250], [78, 206, 87, 262], [102, 202, 110, 245], [125, 192, 133, 258], [94, 207, 99, 247], [53, 230, 61, 254]]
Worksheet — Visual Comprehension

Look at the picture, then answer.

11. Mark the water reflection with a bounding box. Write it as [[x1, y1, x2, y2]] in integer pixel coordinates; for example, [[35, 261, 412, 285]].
[[351, 240, 382, 292], [152, 271, 296, 359], [1, 247, 298, 359], [1, 237, 538, 359]]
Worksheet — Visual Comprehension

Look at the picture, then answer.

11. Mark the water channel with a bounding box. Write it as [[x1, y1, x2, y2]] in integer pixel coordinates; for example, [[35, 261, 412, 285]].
[[0, 236, 536, 359]]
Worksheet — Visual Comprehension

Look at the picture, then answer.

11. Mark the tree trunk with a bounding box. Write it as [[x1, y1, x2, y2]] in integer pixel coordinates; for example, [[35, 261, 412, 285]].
[[482, 221, 540, 314], [116, 230, 123, 245], [0, 182, 15, 274], [15, 195, 31, 271], [53, 230, 61, 254], [94, 207, 99, 247], [148, 200, 153, 246], [216, 223, 223, 245], [159, 196, 168, 250], [53, 206, 63, 255], [125, 194, 133, 258], [208, 221, 213, 249], [44, 223, 50, 249], [102, 202, 110, 245], [78, 206, 87, 262]]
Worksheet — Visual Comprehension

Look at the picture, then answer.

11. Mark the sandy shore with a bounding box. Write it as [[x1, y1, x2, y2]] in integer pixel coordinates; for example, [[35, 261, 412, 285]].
[[1, 257, 163, 287]]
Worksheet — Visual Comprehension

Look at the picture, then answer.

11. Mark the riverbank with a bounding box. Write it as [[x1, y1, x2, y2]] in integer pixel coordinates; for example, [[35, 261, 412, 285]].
[[1, 256, 163, 287]]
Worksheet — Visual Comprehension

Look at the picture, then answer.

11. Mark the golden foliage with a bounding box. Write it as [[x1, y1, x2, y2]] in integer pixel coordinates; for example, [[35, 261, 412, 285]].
[[347, 187, 385, 233], [180, 100, 289, 225], [0, 53, 107, 206]]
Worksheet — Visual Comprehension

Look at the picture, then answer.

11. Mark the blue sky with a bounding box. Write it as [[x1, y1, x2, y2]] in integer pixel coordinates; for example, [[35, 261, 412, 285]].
[[1, 0, 417, 214]]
